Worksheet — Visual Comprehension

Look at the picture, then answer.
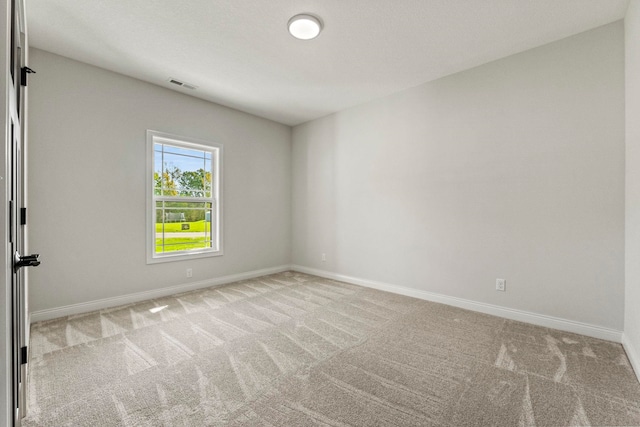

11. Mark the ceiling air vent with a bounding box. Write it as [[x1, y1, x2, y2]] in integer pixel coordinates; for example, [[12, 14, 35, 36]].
[[167, 78, 197, 90]]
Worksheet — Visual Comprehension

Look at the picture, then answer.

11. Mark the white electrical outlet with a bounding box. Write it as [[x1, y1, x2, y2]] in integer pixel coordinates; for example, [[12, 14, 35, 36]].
[[321, 253, 326, 262], [187, 268, 193, 278], [496, 278, 506, 292]]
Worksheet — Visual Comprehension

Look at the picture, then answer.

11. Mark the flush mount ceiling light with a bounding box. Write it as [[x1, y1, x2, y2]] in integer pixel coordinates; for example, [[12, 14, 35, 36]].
[[288, 14, 323, 40]]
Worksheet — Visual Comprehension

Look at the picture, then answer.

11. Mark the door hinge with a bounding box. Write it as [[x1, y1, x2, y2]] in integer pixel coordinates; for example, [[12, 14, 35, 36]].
[[20, 207, 26, 225], [20, 346, 27, 365], [21, 67, 36, 86]]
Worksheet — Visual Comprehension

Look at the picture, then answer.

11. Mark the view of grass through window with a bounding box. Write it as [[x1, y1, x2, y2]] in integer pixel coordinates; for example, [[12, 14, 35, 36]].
[[154, 142, 215, 254]]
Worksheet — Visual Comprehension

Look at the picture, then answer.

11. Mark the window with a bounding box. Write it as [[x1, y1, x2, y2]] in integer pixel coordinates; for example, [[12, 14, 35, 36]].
[[147, 130, 223, 263]]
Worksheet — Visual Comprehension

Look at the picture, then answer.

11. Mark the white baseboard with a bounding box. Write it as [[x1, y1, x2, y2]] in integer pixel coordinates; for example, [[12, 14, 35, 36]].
[[30, 265, 292, 323], [622, 333, 640, 383], [292, 265, 623, 343], [31, 263, 625, 345]]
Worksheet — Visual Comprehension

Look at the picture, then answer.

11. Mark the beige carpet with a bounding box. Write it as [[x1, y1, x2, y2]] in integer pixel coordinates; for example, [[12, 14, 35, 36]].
[[23, 271, 640, 426]]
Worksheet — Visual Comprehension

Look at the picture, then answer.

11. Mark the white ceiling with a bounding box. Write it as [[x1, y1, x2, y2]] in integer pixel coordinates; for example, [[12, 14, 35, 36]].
[[27, 0, 629, 126]]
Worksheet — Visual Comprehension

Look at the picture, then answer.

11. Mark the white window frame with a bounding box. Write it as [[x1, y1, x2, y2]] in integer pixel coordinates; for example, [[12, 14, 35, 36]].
[[146, 130, 223, 264]]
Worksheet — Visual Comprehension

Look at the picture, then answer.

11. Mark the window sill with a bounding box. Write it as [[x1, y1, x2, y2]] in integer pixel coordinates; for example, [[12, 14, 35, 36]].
[[146, 249, 223, 264]]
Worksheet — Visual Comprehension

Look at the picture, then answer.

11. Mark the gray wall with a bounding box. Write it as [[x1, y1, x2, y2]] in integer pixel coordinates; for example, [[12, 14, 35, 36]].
[[625, 1, 640, 372], [28, 21, 629, 336], [292, 23, 625, 330], [28, 49, 292, 312]]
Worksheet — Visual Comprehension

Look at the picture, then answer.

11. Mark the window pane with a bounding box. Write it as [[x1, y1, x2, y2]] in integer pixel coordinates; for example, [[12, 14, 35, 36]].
[[157, 145, 213, 198], [155, 201, 214, 254], [204, 158, 213, 197], [154, 145, 163, 195], [162, 144, 205, 158]]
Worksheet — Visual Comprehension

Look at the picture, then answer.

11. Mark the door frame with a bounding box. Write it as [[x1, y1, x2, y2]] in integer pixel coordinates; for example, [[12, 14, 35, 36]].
[[1, 0, 13, 423], [2, 0, 29, 424]]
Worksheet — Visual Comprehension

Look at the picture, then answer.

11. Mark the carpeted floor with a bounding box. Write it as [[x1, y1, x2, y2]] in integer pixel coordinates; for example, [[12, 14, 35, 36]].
[[23, 271, 640, 426]]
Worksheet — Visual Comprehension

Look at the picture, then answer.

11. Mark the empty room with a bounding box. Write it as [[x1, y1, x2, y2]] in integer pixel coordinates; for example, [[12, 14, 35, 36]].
[[1, 0, 640, 425]]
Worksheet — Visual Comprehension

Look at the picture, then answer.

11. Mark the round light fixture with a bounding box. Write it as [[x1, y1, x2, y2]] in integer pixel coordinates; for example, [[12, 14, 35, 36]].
[[288, 14, 323, 40]]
